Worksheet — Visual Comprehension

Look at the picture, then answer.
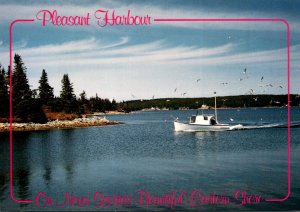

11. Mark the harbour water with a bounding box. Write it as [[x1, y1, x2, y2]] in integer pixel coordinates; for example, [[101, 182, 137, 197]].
[[0, 107, 299, 211]]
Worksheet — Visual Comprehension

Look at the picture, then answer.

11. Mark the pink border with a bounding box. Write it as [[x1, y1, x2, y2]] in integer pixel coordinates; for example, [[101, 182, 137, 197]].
[[9, 18, 290, 204], [9, 19, 35, 203]]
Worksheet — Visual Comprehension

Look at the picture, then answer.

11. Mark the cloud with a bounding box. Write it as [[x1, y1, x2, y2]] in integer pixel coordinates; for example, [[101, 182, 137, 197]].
[[12, 38, 236, 68], [2, 35, 298, 74], [19, 36, 129, 58], [12, 36, 298, 70]]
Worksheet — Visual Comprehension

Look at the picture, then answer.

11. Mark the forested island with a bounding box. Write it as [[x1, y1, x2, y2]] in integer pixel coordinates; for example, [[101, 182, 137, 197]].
[[0, 54, 299, 130], [0, 54, 122, 131], [123, 94, 300, 111]]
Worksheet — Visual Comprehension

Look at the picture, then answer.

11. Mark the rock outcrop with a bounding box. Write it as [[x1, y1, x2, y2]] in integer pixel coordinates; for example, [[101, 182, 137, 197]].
[[0, 117, 120, 132]]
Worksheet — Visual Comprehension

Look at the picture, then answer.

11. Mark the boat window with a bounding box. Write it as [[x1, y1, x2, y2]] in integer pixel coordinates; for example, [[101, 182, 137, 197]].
[[210, 117, 216, 125], [204, 116, 208, 120], [190, 115, 196, 123]]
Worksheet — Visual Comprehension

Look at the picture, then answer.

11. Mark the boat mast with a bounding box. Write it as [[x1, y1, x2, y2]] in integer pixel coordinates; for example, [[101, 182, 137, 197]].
[[214, 92, 218, 122]]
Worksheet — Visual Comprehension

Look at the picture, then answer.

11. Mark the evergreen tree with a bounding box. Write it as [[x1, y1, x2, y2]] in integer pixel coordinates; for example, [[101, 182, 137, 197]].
[[78, 90, 91, 114], [12, 54, 32, 121], [111, 99, 117, 111], [60, 74, 78, 113], [12, 55, 46, 123], [79, 90, 87, 102], [0, 65, 9, 117], [38, 69, 54, 105]]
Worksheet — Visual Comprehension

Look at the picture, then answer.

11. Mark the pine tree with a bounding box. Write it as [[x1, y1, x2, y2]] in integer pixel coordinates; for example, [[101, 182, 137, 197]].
[[12, 54, 32, 121], [60, 74, 78, 113], [111, 99, 117, 111], [79, 90, 91, 114], [38, 69, 54, 105], [12, 54, 46, 123], [0, 65, 9, 117]]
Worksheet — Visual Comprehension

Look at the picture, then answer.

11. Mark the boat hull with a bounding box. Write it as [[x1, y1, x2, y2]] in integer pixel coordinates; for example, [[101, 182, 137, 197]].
[[174, 121, 230, 132]]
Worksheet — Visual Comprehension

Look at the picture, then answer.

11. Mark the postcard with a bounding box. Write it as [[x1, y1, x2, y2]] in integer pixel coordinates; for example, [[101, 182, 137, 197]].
[[0, 1, 299, 211]]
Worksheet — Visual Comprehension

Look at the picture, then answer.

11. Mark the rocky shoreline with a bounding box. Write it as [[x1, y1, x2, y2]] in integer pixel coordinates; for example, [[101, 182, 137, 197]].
[[0, 117, 121, 132]]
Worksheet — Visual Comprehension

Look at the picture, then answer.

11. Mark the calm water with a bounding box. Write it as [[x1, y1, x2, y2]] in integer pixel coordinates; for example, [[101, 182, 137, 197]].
[[0, 108, 300, 211]]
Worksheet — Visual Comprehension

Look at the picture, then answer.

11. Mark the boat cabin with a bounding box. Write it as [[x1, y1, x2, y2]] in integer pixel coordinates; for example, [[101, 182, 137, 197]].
[[189, 115, 217, 126]]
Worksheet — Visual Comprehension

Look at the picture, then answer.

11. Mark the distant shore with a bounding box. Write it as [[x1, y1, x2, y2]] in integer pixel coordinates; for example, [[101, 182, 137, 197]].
[[0, 117, 121, 132]]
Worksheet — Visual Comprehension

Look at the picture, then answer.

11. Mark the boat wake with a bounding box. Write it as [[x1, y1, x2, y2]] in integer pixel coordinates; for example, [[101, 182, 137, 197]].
[[228, 121, 300, 131]]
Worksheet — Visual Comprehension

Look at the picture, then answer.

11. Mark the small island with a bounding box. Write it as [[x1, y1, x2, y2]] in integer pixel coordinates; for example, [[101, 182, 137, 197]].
[[0, 54, 123, 132], [0, 116, 121, 132]]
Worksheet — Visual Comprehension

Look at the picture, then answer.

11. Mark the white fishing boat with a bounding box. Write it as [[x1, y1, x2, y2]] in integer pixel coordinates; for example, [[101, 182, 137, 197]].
[[174, 92, 242, 132]]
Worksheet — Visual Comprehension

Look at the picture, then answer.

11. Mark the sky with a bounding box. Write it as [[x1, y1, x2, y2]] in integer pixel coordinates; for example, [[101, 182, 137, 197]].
[[0, 0, 299, 101]]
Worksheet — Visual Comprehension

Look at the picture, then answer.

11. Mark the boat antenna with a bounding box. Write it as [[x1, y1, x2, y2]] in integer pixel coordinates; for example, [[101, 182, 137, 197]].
[[214, 91, 218, 122]]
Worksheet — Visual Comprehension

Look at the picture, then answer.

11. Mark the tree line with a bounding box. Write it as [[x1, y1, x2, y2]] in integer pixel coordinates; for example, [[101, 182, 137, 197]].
[[0, 54, 117, 123], [123, 94, 300, 111]]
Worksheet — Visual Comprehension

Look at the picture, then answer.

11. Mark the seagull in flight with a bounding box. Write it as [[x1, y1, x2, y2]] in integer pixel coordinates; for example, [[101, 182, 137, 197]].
[[196, 78, 201, 82]]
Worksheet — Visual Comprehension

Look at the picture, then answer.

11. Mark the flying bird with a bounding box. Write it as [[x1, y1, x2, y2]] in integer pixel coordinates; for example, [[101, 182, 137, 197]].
[[196, 78, 201, 82], [246, 89, 255, 95], [261, 76, 264, 81], [279, 85, 283, 89], [230, 118, 234, 122], [174, 88, 177, 92]]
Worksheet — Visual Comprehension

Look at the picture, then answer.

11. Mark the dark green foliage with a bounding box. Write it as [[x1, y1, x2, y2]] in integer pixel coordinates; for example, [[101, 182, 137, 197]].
[[89, 94, 117, 113], [38, 69, 54, 105], [28, 99, 47, 123], [78, 90, 91, 114], [12, 54, 33, 122], [1, 55, 119, 122], [0, 65, 9, 117], [60, 74, 78, 113], [122, 94, 300, 111], [10, 54, 47, 123]]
